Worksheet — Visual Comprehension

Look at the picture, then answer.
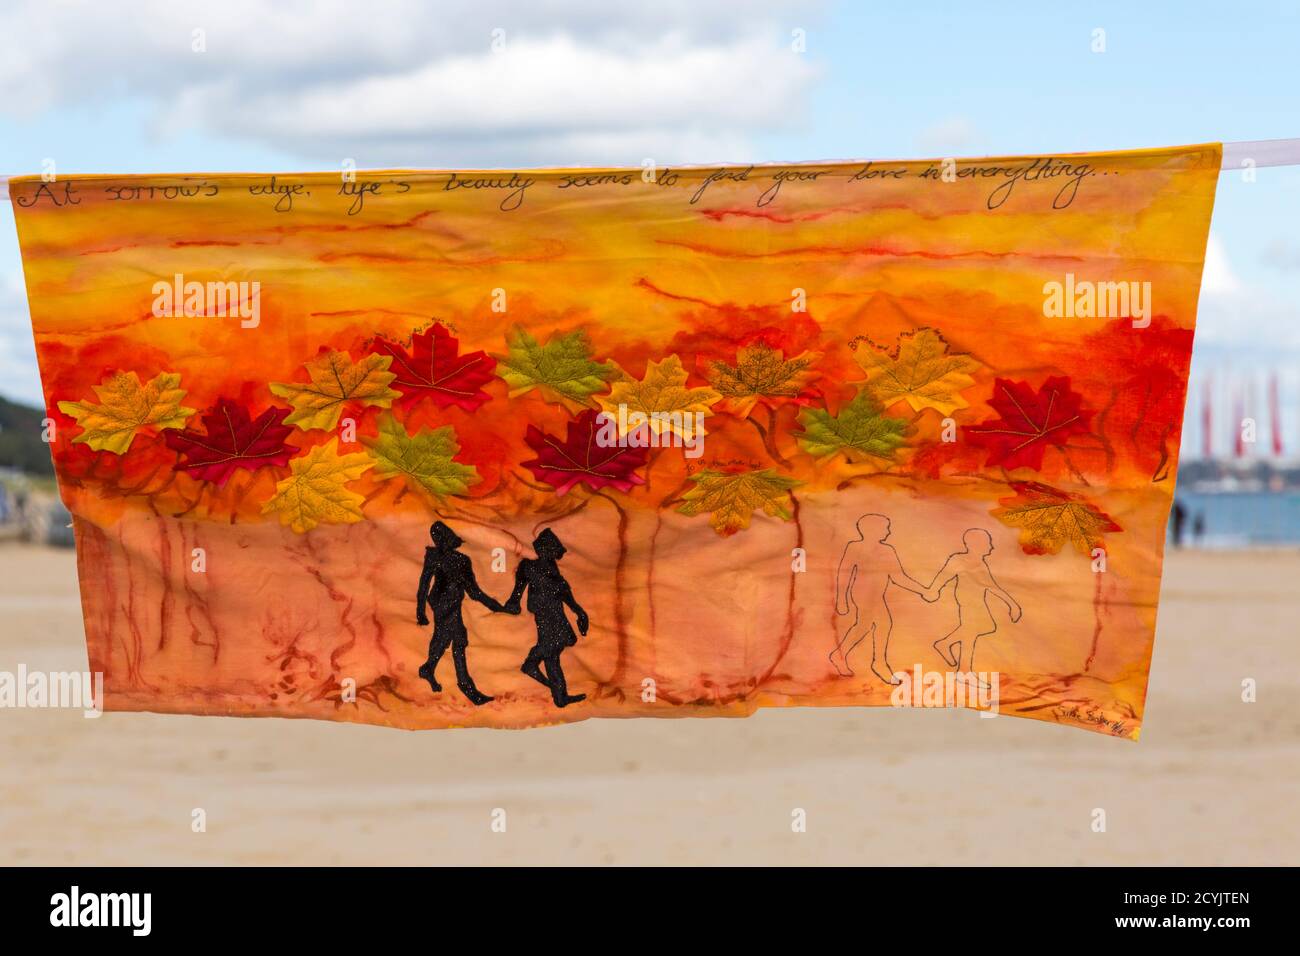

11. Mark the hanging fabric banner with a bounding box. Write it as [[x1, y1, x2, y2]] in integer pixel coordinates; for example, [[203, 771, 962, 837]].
[[8, 143, 1221, 738]]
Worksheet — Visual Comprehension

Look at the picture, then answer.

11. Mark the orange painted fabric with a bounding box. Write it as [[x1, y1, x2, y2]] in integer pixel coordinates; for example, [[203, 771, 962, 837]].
[[9, 144, 1220, 737]]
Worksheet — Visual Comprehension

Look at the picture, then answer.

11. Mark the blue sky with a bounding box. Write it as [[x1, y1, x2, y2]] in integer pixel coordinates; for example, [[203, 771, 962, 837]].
[[1, 0, 1297, 454]]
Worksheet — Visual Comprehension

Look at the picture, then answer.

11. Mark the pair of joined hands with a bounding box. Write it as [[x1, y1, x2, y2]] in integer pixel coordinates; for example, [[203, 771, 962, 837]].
[[415, 599, 528, 627]]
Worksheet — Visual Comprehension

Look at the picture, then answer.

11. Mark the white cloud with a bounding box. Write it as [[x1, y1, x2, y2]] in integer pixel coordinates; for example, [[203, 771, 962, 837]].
[[1196, 267, 1300, 359], [0, 263, 41, 407], [0, 0, 822, 165], [1196, 291, 1300, 350], [1200, 233, 1240, 294], [1261, 237, 1300, 273], [1188, 231, 1300, 365]]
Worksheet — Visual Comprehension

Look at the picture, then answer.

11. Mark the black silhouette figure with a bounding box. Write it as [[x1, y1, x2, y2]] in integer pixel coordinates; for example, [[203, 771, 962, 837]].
[[504, 529, 589, 708], [926, 529, 1022, 688], [416, 521, 506, 706], [832, 514, 933, 684]]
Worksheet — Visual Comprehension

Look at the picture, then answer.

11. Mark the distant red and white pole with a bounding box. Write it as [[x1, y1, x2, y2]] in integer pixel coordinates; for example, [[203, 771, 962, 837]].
[[1269, 372, 1283, 457], [1233, 381, 1246, 459], [1202, 375, 1213, 459]]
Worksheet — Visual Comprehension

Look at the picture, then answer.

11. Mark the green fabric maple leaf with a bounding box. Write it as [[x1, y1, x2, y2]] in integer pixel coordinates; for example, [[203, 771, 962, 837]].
[[796, 391, 910, 463], [494, 326, 615, 408], [362, 413, 479, 500]]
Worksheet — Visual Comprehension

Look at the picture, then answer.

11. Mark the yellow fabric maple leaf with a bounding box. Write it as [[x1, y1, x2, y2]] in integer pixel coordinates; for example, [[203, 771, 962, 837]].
[[269, 350, 399, 431], [363, 413, 479, 500], [677, 468, 801, 536], [57, 370, 196, 454], [991, 481, 1122, 555], [597, 355, 721, 439], [707, 343, 821, 418], [260, 438, 374, 533], [853, 328, 981, 415]]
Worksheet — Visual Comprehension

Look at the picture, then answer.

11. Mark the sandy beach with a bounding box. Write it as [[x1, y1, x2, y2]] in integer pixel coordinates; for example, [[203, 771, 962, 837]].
[[0, 541, 1296, 866]]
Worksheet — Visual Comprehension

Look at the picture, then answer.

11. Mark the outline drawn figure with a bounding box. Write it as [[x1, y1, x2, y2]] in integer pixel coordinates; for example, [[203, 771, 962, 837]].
[[832, 514, 933, 684], [416, 521, 506, 706], [504, 528, 589, 708], [926, 529, 1022, 685]]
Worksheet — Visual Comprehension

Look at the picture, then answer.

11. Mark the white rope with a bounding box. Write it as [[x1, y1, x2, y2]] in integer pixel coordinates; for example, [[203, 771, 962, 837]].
[[1220, 138, 1300, 169], [3, 138, 1298, 201]]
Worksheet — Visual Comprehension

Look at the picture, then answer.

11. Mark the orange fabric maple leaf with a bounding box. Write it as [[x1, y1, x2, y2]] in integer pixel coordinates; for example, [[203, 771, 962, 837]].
[[992, 480, 1122, 555]]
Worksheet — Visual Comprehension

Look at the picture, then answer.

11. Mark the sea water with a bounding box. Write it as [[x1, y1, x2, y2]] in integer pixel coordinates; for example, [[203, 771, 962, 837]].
[[1172, 491, 1300, 547]]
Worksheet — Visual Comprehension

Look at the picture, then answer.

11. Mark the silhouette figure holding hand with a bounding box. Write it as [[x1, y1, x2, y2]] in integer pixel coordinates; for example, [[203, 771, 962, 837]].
[[504, 529, 589, 708], [832, 514, 934, 684], [926, 529, 1022, 685], [416, 521, 506, 706]]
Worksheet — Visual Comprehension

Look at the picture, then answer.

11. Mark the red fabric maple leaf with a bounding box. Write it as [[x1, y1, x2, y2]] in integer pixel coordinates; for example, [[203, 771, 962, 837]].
[[521, 409, 648, 495], [372, 323, 495, 411], [165, 399, 295, 486], [965, 376, 1092, 471]]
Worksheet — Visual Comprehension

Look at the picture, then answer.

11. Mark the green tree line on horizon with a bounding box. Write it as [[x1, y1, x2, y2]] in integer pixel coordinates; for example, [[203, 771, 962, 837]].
[[0, 395, 56, 476]]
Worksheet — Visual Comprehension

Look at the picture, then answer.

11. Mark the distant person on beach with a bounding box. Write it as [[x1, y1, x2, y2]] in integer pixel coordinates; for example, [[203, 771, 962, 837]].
[[1192, 511, 1206, 546], [1171, 499, 1187, 548]]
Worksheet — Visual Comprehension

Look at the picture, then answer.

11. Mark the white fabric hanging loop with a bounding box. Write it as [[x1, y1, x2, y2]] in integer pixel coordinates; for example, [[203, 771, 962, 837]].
[[1220, 138, 1300, 169]]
